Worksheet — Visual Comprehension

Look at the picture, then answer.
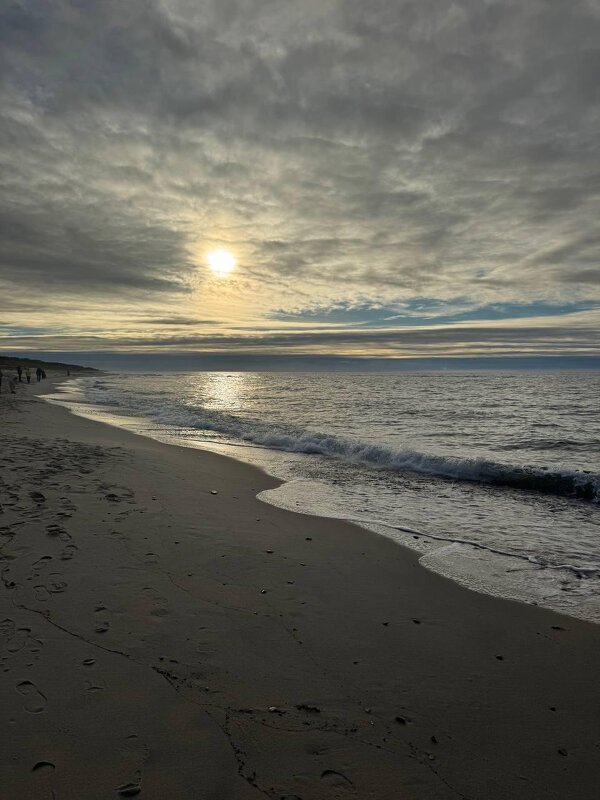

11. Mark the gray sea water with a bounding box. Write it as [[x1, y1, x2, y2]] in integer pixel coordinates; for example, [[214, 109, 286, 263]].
[[48, 371, 600, 623]]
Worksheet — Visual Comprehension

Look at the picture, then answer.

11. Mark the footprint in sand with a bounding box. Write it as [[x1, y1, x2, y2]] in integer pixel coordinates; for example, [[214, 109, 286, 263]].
[[2, 622, 43, 665], [102, 484, 135, 504], [1, 567, 17, 590], [118, 783, 141, 797], [29, 492, 46, 505], [122, 732, 150, 761], [32, 761, 55, 773], [16, 680, 47, 713], [320, 770, 355, 792], [94, 606, 110, 633], [141, 587, 170, 618], [33, 585, 51, 602], [85, 680, 105, 692], [32, 556, 53, 573], [5, 491, 19, 507], [60, 543, 78, 560], [5, 629, 27, 654], [0, 618, 14, 641], [117, 733, 149, 797], [0, 524, 17, 538], [59, 497, 77, 513], [46, 524, 66, 538], [47, 573, 67, 593]]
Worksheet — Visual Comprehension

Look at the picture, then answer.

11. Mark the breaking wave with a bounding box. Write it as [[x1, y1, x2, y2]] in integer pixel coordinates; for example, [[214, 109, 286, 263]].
[[205, 421, 598, 501], [80, 384, 599, 503]]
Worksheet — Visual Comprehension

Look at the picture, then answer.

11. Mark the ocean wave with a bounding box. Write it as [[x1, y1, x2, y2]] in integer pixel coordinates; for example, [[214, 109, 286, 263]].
[[242, 432, 599, 502], [78, 383, 600, 503]]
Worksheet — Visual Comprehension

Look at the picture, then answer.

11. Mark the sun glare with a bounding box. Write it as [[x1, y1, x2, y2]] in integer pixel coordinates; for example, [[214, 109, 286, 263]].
[[207, 248, 236, 277]]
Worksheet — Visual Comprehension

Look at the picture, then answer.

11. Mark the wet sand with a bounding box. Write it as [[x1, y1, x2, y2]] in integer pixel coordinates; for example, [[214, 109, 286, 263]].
[[1, 378, 599, 799]]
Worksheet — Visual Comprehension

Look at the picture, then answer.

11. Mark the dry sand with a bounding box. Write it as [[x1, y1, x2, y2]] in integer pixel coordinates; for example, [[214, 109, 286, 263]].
[[1, 376, 599, 799]]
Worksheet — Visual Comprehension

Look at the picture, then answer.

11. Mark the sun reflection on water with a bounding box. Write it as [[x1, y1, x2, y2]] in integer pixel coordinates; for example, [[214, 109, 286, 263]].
[[191, 372, 247, 413]]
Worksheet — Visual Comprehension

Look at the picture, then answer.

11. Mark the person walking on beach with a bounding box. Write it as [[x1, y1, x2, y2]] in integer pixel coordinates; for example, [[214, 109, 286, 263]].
[[36, 367, 42, 383], [17, 364, 22, 382], [9, 375, 17, 394], [41, 369, 46, 380], [25, 368, 31, 384]]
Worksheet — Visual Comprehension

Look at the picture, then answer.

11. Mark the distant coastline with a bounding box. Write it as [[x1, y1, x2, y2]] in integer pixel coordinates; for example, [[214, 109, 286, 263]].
[[0, 354, 97, 373]]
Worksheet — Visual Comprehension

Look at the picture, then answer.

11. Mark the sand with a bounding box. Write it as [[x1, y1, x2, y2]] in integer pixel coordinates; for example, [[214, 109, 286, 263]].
[[1, 376, 599, 799]]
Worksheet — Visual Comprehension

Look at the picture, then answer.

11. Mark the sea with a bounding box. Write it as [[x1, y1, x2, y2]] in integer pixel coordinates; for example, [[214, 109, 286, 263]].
[[47, 371, 600, 623]]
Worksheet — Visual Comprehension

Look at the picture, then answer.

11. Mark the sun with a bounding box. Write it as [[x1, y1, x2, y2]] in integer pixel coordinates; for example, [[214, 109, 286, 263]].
[[207, 248, 236, 277]]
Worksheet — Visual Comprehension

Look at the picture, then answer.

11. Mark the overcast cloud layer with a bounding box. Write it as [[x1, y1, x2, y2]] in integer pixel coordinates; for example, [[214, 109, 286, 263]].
[[1, 0, 599, 358]]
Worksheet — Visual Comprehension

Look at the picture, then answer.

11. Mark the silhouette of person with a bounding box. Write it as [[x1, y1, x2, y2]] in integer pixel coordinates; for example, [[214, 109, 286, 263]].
[[41, 369, 46, 380], [25, 368, 31, 384], [17, 364, 22, 382], [36, 367, 42, 383], [9, 375, 17, 394]]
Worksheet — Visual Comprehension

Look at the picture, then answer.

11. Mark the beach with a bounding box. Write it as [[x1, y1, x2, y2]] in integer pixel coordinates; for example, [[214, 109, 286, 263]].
[[1, 378, 599, 799]]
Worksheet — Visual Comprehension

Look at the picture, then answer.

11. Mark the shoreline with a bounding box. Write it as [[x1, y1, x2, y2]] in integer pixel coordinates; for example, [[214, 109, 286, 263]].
[[1, 378, 599, 798], [47, 376, 600, 626]]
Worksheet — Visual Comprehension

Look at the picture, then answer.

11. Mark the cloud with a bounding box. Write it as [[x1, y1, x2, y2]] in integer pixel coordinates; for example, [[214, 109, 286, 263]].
[[3, 308, 598, 359], [0, 0, 599, 355], [136, 317, 219, 326]]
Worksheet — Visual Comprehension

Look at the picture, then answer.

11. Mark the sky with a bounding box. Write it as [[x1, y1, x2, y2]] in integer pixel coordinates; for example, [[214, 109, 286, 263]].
[[1, 0, 599, 365]]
